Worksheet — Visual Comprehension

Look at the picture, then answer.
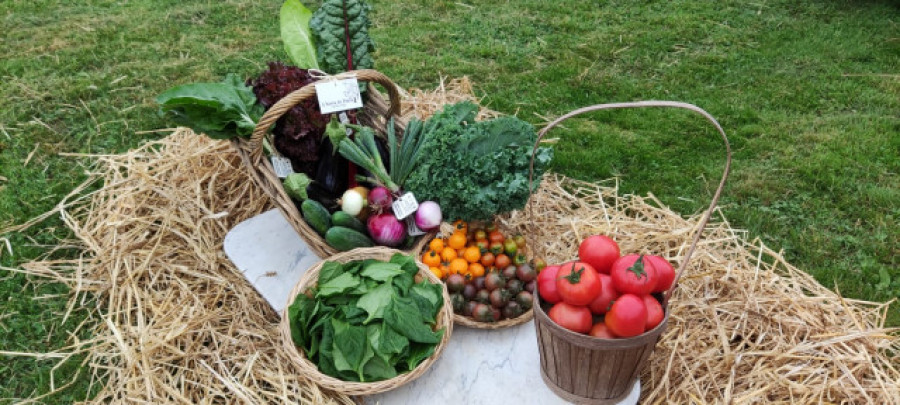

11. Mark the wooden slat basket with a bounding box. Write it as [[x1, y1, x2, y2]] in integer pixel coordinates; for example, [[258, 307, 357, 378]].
[[529, 101, 732, 404], [231, 69, 431, 259]]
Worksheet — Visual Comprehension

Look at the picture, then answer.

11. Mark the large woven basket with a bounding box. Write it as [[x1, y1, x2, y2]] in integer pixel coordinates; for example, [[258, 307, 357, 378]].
[[232, 69, 430, 258], [279, 247, 454, 396], [529, 101, 732, 404]]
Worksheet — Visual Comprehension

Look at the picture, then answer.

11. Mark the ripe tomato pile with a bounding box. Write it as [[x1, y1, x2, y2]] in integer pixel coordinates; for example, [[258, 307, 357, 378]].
[[421, 220, 546, 323], [540, 235, 676, 338]]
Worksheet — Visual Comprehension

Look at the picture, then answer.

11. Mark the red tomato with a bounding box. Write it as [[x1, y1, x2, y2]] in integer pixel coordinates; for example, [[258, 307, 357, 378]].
[[646, 255, 676, 293], [588, 274, 618, 315], [589, 322, 617, 339], [643, 295, 665, 331], [548, 302, 593, 334], [536, 265, 562, 304], [604, 294, 647, 338], [556, 261, 603, 306], [610, 254, 658, 296], [578, 235, 621, 274]]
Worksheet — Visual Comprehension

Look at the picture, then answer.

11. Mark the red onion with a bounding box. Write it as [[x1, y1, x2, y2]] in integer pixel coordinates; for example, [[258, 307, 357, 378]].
[[368, 186, 393, 212], [415, 201, 442, 231], [367, 212, 407, 247]]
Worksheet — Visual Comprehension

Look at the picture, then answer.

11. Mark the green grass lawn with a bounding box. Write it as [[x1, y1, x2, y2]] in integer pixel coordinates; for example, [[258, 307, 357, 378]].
[[1, 0, 898, 401]]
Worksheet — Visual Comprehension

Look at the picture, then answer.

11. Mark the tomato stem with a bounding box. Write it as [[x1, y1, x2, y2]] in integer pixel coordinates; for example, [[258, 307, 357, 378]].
[[627, 255, 648, 279], [561, 265, 584, 284]]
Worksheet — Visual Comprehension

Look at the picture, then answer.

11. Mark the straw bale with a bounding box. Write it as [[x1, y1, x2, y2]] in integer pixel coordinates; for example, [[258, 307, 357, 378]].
[[4, 78, 898, 404], [501, 173, 900, 404]]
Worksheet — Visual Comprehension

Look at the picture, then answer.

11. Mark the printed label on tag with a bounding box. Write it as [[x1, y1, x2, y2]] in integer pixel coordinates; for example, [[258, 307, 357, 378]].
[[271, 156, 294, 178], [391, 192, 419, 220], [405, 216, 426, 236], [315, 78, 363, 114]]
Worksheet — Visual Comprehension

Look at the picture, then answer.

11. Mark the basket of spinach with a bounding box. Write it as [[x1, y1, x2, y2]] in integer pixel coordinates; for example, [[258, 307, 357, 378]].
[[280, 248, 453, 395]]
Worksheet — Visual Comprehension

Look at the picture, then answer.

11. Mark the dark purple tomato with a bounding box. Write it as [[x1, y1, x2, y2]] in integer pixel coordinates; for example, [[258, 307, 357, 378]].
[[450, 293, 466, 313], [490, 307, 502, 322], [472, 303, 494, 322], [506, 279, 524, 295], [473, 276, 486, 290], [515, 264, 537, 283], [516, 291, 534, 310], [501, 265, 518, 280], [446, 274, 466, 293], [464, 300, 479, 316], [484, 272, 506, 291], [462, 284, 477, 301], [475, 289, 491, 304], [525, 280, 536, 294], [502, 301, 523, 319], [489, 288, 511, 308]]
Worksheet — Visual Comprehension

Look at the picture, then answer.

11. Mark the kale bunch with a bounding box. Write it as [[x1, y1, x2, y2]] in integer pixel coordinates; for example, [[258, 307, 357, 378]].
[[404, 102, 553, 222], [249, 62, 330, 175]]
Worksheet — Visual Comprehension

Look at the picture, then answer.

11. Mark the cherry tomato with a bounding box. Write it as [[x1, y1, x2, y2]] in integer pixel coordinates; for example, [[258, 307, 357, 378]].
[[578, 235, 621, 274], [556, 261, 603, 306], [489, 241, 504, 256], [548, 302, 593, 334], [488, 230, 505, 244], [503, 239, 518, 256], [494, 253, 511, 269], [604, 294, 647, 338], [610, 254, 658, 296], [512, 253, 528, 266], [536, 265, 562, 304], [480, 252, 496, 267], [513, 234, 527, 249], [474, 229, 487, 241], [589, 322, 616, 339], [533, 258, 547, 272], [646, 255, 676, 293], [643, 295, 665, 331], [588, 274, 618, 315], [475, 239, 490, 252]]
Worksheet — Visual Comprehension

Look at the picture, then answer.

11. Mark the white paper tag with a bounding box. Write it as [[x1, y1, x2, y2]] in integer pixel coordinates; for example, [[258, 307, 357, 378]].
[[405, 216, 426, 236], [391, 192, 419, 220], [270, 156, 294, 178], [315, 78, 363, 114]]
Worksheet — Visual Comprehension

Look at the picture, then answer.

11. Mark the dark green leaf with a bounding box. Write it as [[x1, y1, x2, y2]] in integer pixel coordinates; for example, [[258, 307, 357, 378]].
[[310, 0, 375, 74], [386, 296, 442, 344], [156, 75, 263, 139], [410, 281, 444, 322], [360, 262, 404, 282], [356, 282, 394, 324], [404, 340, 441, 372], [317, 261, 345, 286], [362, 352, 398, 381], [331, 318, 370, 380], [317, 272, 360, 298]]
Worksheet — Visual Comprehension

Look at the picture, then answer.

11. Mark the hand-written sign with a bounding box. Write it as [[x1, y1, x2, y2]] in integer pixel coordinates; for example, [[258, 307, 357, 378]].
[[315, 78, 363, 114]]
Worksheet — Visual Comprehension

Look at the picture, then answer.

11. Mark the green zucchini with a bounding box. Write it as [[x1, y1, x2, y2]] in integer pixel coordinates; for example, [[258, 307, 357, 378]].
[[325, 226, 374, 251], [301, 199, 331, 236], [331, 211, 366, 233]]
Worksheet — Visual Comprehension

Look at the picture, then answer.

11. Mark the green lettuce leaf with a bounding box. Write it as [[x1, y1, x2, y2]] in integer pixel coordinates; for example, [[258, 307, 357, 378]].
[[156, 73, 263, 139], [280, 0, 318, 69]]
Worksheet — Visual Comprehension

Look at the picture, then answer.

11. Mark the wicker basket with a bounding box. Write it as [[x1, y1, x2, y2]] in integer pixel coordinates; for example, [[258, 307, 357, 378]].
[[232, 69, 431, 259], [279, 247, 453, 396], [528, 101, 732, 404]]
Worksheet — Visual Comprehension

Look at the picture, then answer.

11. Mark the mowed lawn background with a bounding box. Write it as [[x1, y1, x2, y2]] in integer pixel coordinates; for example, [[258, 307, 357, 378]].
[[1, 0, 898, 401]]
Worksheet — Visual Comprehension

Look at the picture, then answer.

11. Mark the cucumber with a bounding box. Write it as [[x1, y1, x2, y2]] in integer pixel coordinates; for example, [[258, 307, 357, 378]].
[[301, 199, 331, 236], [325, 227, 374, 251], [331, 211, 366, 233]]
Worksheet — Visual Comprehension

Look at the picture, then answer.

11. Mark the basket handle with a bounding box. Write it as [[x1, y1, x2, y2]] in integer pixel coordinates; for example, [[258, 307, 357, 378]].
[[529, 101, 732, 303], [248, 69, 403, 162]]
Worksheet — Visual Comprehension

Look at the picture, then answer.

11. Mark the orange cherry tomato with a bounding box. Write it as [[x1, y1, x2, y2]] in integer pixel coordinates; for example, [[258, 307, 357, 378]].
[[422, 250, 442, 267], [453, 219, 468, 235], [448, 233, 467, 250], [429, 238, 445, 252], [463, 246, 482, 263], [430, 266, 444, 279], [441, 247, 458, 262], [468, 263, 486, 278], [449, 258, 469, 276]]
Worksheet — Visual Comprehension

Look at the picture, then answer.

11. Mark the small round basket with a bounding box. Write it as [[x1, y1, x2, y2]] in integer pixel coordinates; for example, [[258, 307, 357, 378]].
[[420, 225, 534, 330], [279, 247, 453, 396], [232, 69, 432, 258]]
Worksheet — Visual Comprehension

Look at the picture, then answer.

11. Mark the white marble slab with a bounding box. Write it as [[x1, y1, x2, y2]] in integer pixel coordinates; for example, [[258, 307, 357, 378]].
[[223, 209, 322, 313], [223, 209, 641, 404]]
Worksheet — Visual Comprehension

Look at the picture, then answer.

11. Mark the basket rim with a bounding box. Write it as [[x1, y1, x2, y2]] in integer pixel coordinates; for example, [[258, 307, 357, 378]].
[[278, 247, 454, 396]]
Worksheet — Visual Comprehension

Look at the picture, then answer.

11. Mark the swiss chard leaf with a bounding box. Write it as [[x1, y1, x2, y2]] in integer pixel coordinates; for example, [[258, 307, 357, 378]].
[[156, 74, 263, 139], [309, 0, 375, 74], [280, 0, 319, 69]]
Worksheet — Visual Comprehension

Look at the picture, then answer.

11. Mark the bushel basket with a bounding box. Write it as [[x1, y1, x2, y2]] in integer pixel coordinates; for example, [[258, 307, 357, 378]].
[[232, 69, 429, 258], [529, 101, 732, 404]]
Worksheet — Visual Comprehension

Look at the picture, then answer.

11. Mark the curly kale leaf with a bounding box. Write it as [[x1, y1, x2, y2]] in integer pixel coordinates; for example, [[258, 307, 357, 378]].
[[310, 0, 375, 74], [403, 102, 553, 222]]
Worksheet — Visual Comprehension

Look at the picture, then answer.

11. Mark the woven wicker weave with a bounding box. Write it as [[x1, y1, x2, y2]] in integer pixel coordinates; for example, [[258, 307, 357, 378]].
[[232, 69, 430, 258], [279, 247, 453, 396]]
